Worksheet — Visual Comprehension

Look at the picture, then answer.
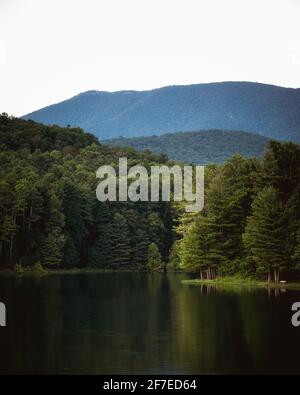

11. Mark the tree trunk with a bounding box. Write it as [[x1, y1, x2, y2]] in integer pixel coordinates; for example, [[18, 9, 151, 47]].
[[28, 203, 33, 231], [212, 268, 216, 280], [273, 268, 280, 283], [267, 269, 271, 283], [200, 270, 203, 280], [9, 235, 14, 260]]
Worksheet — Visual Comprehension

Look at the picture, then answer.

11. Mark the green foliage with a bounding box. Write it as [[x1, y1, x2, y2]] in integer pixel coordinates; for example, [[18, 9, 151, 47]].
[[0, 113, 98, 153], [106, 130, 270, 164], [2, 115, 300, 282], [0, 115, 176, 270], [177, 143, 300, 282], [109, 213, 131, 268], [132, 228, 150, 269], [32, 261, 46, 273], [292, 224, 300, 270], [168, 240, 181, 270], [243, 187, 286, 281], [14, 263, 23, 275], [147, 243, 163, 271], [40, 195, 65, 266]]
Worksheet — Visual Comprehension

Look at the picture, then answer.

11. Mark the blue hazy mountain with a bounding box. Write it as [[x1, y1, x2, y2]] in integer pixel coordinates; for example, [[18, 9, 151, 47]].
[[104, 130, 270, 164], [23, 82, 300, 142]]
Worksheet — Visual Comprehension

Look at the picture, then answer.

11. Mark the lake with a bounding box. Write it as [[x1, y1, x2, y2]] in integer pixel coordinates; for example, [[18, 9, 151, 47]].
[[0, 272, 299, 374]]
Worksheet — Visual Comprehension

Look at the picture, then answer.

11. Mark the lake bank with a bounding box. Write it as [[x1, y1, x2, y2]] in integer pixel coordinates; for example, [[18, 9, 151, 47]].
[[0, 267, 137, 277], [0, 267, 168, 277], [2, 269, 300, 290], [182, 276, 300, 290]]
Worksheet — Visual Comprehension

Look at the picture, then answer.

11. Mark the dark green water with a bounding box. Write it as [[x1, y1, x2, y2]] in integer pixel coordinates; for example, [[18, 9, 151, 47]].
[[0, 272, 300, 374]]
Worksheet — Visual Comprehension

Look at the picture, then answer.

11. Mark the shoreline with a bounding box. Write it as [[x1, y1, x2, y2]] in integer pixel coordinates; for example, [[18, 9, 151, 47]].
[[1, 269, 300, 290], [0, 267, 168, 277], [182, 277, 300, 290]]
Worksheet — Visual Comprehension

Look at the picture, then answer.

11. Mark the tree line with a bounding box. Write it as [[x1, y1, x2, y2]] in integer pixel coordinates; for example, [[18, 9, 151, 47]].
[[1, 113, 300, 282], [0, 114, 168, 271], [172, 140, 300, 282]]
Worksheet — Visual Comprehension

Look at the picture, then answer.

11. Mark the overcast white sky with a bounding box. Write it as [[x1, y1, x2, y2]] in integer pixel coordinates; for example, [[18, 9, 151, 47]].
[[0, 0, 299, 116]]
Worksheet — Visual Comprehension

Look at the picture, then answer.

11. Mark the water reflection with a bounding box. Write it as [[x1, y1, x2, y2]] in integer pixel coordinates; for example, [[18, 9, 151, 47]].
[[0, 273, 299, 374]]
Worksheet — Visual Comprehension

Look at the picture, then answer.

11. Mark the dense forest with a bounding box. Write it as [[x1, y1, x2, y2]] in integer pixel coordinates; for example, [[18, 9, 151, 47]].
[[172, 141, 300, 283], [0, 114, 174, 271], [1, 113, 300, 283], [105, 130, 270, 164]]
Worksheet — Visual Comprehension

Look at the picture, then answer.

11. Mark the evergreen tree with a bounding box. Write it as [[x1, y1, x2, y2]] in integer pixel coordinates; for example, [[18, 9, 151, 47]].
[[168, 240, 181, 270], [41, 194, 65, 266], [61, 182, 86, 266], [292, 224, 300, 271], [2, 116, 300, 282], [147, 243, 162, 271], [90, 202, 113, 267], [110, 213, 131, 268], [132, 228, 149, 269], [180, 216, 225, 279], [243, 187, 287, 282]]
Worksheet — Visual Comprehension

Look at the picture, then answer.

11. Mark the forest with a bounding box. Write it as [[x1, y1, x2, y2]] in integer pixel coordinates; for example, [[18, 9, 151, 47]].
[[105, 129, 270, 164], [1, 113, 300, 283], [0, 114, 172, 271]]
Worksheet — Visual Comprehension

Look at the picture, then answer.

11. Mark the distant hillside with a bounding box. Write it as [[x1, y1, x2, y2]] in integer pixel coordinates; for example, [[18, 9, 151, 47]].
[[104, 130, 270, 164], [0, 114, 98, 153], [23, 82, 300, 142]]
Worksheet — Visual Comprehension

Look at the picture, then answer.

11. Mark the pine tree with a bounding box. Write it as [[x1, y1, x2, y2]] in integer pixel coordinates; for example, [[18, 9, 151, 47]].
[[41, 194, 65, 266], [132, 228, 149, 269], [243, 187, 287, 282], [110, 213, 131, 268], [168, 240, 181, 270], [147, 243, 162, 271], [147, 212, 165, 251], [61, 182, 86, 266], [206, 166, 246, 262], [93, 203, 114, 267], [41, 230, 65, 266], [180, 216, 225, 279], [256, 141, 300, 202], [292, 224, 300, 271]]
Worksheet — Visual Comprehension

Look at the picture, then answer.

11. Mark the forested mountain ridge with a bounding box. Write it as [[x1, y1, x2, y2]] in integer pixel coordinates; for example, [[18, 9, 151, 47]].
[[105, 130, 270, 164], [23, 82, 300, 142], [0, 113, 99, 153]]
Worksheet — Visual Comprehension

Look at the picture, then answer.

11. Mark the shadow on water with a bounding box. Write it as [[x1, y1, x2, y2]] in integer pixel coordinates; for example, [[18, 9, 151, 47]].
[[0, 272, 299, 374]]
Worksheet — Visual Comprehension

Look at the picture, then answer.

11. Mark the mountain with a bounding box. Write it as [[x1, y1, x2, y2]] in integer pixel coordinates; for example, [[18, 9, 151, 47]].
[[104, 130, 270, 164], [23, 82, 300, 142]]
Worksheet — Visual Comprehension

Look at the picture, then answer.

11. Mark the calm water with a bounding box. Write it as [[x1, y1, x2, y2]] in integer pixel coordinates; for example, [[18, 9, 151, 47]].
[[0, 272, 300, 374]]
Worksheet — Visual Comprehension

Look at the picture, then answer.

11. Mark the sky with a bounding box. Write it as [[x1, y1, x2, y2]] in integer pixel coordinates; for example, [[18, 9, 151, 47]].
[[0, 0, 299, 116]]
